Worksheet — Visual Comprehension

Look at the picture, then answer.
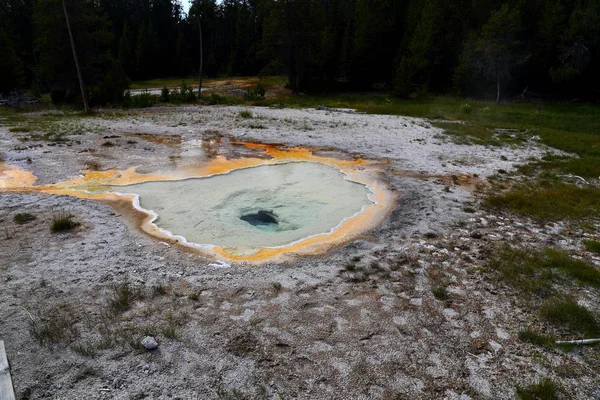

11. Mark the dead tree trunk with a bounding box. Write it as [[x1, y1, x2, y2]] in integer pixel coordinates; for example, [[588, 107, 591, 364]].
[[197, 17, 203, 100], [495, 71, 501, 105], [62, 0, 89, 113]]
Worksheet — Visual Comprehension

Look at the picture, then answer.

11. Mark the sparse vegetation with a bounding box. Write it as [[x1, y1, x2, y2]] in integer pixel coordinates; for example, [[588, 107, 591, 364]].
[[539, 299, 600, 338], [516, 378, 561, 400], [239, 109, 253, 119], [152, 284, 168, 297], [248, 123, 266, 129], [188, 291, 201, 301], [30, 304, 78, 346], [13, 212, 36, 224], [107, 282, 140, 315], [84, 160, 103, 171], [490, 246, 600, 339], [485, 182, 600, 221], [50, 211, 79, 233], [271, 282, 282, 291], [518, 330, 555, 347], [584, 240, 600, 254], [489, 247, 600, 297], [72, 342, 99, 358], [162, 325, 177, 339]]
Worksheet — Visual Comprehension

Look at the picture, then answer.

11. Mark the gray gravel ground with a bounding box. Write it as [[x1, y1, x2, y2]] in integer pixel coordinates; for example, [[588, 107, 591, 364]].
[[1, 106, 598, 399]]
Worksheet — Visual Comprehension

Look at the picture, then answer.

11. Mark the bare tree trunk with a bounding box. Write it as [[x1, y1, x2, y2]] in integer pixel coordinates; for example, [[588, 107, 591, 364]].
[[62, 0, 89, 113], [495, 71, 500, 105], [197, 17, 203, 100]]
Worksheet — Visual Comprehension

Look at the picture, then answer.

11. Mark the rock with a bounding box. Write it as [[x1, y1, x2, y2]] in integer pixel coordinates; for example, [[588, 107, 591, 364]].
[[141, 336, 158, 351], [470, 231, 483, 239]]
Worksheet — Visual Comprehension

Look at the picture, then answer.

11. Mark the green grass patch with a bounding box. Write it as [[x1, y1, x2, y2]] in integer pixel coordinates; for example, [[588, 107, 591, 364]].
[[490, 247, 600, 293], [485, 182, 600, 221], [432, 286, 449, 301], [489, 247, 556, 297], [516, 378, 561, 400], [258, 94, 599, 178], [50, 211, 79, 233], [9, 126, 32, 133], [540, 298, 600, 338], [518, 330, 555, 347], [584, 240, 600, 254], [130, 76, 198, 90], [14, 212, 36, 224]]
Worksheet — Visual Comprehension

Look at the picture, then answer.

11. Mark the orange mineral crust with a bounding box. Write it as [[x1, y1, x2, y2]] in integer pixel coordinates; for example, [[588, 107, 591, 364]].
[[0, 143, 395, 262]]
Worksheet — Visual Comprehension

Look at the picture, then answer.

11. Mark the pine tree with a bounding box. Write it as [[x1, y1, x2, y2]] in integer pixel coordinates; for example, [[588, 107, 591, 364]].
[[0, 27, 24, 94]]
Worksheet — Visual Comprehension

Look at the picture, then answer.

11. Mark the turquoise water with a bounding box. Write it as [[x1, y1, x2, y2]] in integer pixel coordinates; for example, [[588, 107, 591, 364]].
[[114, 162, 372, 252]]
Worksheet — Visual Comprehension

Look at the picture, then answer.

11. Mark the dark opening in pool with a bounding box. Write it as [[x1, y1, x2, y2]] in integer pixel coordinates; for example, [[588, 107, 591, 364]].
[[240, 210, 279, 227]]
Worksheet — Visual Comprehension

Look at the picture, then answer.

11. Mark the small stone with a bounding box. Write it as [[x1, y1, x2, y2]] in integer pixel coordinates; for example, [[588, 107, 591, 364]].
[[410, 298, 422, 306], [141, 336, 158, 351], [470, 231, 483, 239]]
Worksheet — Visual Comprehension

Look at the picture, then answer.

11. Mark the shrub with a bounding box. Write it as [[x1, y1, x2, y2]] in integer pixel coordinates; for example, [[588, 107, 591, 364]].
[[244, 85, 266, 101], [123, 90, 158, 108], [205, 93, 228, 105], [459, 103, 472, 114], [160, 87, 170, 103], [239, 109, 253, 119], [169, 81, 196, 104]]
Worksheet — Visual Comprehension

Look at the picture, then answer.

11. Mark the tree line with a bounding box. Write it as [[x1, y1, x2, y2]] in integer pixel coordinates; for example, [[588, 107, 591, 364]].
[[1, 0, 599, 105]]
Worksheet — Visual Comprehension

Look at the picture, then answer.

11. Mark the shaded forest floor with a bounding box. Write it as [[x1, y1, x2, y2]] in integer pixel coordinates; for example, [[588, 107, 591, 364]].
[[0, 96, 599, 399]]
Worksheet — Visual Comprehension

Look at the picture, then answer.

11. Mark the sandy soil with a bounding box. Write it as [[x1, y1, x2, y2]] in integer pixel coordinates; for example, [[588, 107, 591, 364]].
[[0, 106, 599, 399]]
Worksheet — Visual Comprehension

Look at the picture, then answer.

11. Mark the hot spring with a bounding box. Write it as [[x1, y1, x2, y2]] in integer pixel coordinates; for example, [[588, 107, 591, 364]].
[[0, 142, 395, 262], [115, 162, 373, 256]]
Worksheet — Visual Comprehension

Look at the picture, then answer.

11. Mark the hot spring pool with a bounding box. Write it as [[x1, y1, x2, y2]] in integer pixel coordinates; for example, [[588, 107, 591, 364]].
[[114, 162, 374, 253]]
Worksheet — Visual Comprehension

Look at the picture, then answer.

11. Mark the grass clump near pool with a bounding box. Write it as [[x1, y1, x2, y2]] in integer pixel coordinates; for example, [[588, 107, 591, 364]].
[[14, 212, 36, 224], [50, 211, 79, 233]]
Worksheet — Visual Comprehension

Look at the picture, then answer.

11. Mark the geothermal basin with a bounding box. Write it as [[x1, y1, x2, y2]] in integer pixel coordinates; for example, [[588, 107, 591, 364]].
[[0, 142, 394, 262]]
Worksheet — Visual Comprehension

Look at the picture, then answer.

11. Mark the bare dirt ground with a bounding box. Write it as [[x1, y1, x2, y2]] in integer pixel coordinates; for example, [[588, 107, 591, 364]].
[[1, 106, 599, 399]]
